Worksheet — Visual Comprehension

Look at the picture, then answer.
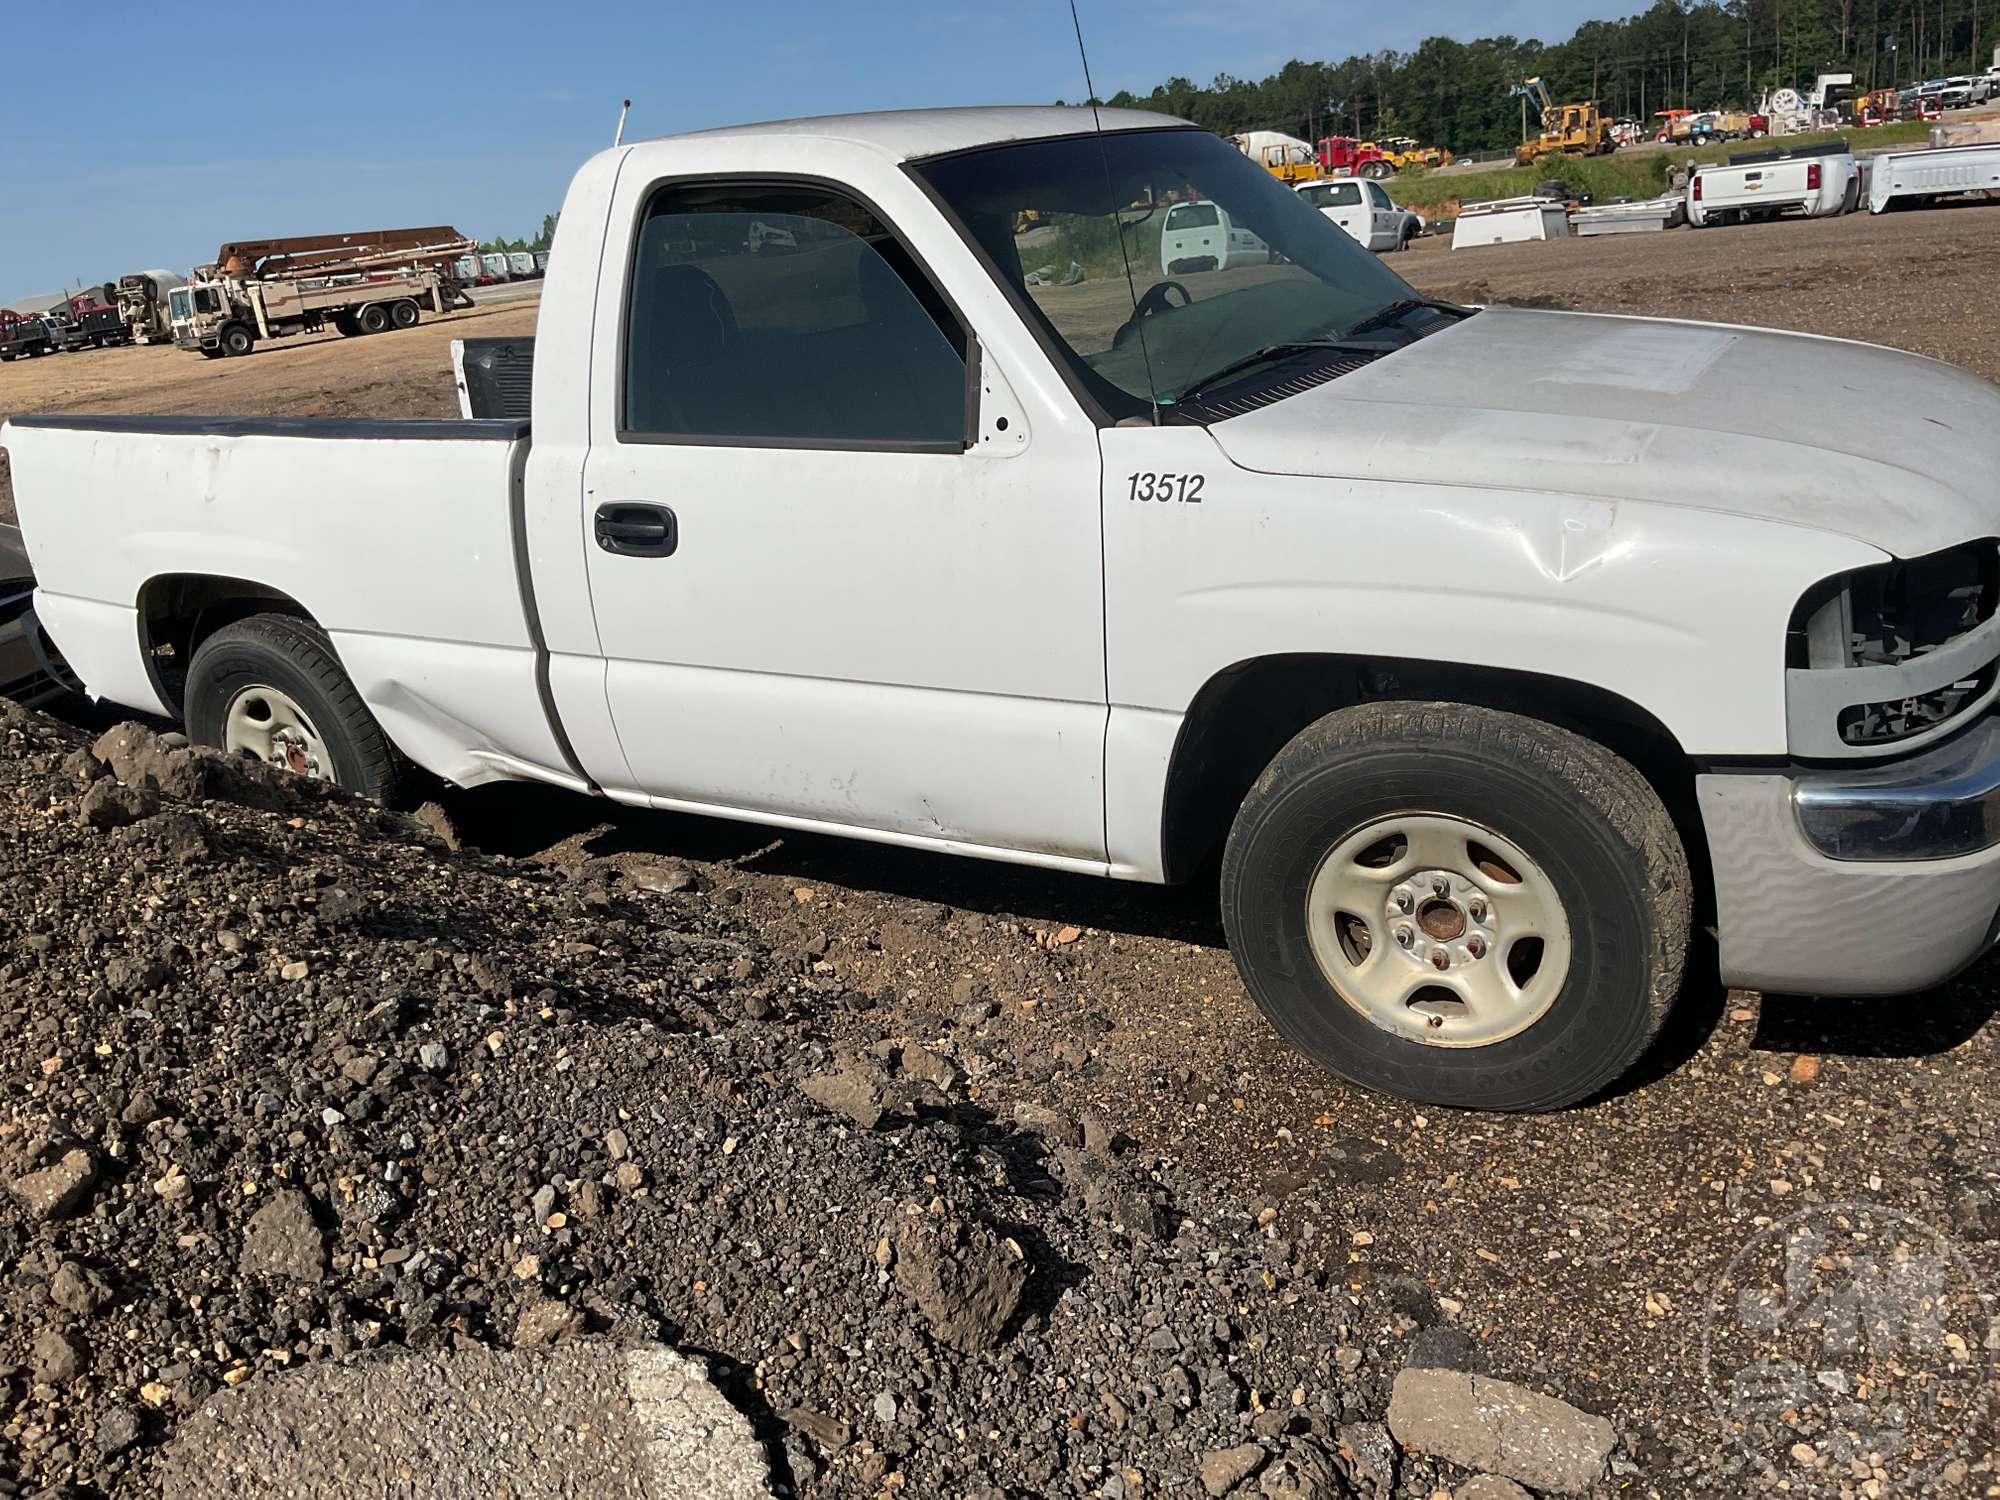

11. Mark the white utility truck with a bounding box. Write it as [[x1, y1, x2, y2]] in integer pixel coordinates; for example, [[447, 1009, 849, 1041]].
[[1295, 178, 1421, 252], [1688, 141, 1860, 225], [11, 107, 2000, 1113]]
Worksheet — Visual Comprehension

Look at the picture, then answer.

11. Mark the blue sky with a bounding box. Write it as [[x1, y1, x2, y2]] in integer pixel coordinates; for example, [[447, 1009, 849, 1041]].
[[2, 0, 1613, 295]]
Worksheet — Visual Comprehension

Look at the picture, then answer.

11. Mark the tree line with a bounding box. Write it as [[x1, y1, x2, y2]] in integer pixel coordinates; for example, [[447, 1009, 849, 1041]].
[[480, 213, 559, 257], [1095, 0, 2000, 156]]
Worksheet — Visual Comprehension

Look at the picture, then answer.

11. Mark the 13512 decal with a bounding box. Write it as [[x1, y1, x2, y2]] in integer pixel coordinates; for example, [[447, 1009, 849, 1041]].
[[1126, 472, 1204, 504]]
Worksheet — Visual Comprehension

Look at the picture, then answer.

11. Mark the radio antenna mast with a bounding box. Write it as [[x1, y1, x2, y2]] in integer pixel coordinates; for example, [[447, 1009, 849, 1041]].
[[613, 99, 632, 147], [1066, 0, 1158, 421]]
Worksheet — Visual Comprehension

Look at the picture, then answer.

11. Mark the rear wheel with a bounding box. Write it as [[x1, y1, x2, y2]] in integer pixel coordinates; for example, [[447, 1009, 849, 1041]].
[[1220, 701, 1690, 1111], [389, 300, 420, 330], [185, 614, 402, 803], [357, 303, 390, 335]]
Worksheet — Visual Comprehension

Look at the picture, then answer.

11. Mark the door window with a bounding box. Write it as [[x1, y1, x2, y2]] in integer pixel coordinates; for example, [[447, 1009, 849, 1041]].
[[623, 183, 969, 449], [1366, 183, 1394, 211]]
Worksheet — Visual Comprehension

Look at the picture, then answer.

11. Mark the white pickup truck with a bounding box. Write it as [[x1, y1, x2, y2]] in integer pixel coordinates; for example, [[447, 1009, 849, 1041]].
[[1687, 141, 1861, 225], [11, 107, 2000, 1113], [1295, 178, 1422, 252]]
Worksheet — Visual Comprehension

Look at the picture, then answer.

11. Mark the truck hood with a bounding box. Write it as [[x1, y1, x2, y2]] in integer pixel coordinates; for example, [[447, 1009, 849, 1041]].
[[1207, 308, 2000, 559]]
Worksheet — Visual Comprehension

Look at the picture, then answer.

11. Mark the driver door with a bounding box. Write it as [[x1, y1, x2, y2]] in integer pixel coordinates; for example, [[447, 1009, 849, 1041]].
[[577, 174, 1110, 863]]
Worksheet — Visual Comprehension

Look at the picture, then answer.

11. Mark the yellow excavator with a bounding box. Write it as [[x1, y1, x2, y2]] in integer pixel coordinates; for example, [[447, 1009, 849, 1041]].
[[1509, 77, 1616, 165], [1370, 135, 1454, 171]]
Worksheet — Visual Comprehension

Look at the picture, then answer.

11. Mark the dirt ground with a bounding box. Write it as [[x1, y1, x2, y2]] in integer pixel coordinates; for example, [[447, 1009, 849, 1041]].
[[3, 204, 1998, 1495]]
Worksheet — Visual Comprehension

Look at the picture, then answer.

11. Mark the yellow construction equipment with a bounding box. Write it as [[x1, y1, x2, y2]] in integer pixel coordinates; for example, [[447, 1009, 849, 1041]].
[[1509, 78, 1615, 166], [1369, 135, 1454, 171]]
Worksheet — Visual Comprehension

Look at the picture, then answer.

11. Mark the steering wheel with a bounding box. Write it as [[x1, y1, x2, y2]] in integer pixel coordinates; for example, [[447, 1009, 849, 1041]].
[[1112, 279, 1192, 348]]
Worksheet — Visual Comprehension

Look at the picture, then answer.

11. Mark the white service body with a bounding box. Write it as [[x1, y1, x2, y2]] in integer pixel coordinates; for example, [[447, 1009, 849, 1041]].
[[1866, 140, 2000, 212], [1450, 197, 1569, 248]]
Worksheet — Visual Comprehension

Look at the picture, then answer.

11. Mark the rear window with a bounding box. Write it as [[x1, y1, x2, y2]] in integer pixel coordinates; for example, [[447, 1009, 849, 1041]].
[[1166, 203, 1221, 228], [1299, 182, 1361, 208]]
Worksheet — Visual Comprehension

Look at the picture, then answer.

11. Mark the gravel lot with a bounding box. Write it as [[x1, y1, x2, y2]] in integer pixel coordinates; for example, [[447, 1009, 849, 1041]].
[[0, 203, 1996, 1497]]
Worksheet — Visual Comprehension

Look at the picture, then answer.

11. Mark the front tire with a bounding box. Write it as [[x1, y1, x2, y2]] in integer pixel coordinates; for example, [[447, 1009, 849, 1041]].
[[218, 323, 254, 357], [185, 614, 402, 803], [1220, 702, 1689, 1111]]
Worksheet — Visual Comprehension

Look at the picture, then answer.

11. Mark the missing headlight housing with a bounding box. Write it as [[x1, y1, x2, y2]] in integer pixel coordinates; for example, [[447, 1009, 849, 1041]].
[[1787, 540, 2000, 750]]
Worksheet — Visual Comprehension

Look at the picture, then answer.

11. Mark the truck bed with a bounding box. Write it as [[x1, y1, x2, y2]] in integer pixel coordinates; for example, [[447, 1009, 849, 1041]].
[[0, 413, 574, 788]]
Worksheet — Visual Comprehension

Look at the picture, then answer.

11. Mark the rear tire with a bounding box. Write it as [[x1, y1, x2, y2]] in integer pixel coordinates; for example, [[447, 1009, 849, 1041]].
[[1219, 701, 1690, 1112], [389, 300, 419, 330], [357, 303, 390, 335], [185, 614, 402, 803]]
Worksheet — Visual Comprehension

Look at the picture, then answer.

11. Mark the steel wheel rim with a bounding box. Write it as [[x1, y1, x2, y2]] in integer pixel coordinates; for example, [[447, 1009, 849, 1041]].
[[222, 684, 331, 780], [1304, 813, 1572, 1048]]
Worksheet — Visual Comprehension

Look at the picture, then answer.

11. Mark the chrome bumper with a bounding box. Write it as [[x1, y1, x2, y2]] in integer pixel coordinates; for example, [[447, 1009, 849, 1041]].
[[1793, 714, 2000, 860], [1699, 717, 2000, 996]]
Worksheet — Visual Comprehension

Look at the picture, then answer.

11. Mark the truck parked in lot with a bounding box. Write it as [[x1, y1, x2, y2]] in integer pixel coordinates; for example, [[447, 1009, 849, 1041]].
[[1688, 141, 1859, 225], [0, 310, 52, 361], [1296, 178, 1421, 251], [480, 252, 512, 281], [112, 270, 185, 345], [168, 229, 475, 357], [12, 107, 2000, 1113]]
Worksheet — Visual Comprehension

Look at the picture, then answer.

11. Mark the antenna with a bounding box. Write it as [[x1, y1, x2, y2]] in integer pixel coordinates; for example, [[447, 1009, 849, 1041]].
[[613, 98, 632, 147], [1066, 0, 1159, 421]]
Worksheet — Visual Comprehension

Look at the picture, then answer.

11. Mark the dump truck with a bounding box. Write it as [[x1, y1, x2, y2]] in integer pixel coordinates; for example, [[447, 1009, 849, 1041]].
[[1511, 78, 1615, 165], [112, 270, 186, 345], [0, 310, 52, 362], [169, 228, 475, 358]]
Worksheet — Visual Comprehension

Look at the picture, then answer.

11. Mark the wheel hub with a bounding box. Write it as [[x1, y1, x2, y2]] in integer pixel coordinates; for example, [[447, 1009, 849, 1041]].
[[1304, 814, 1573, 1049], [222, 685, 331, 782]]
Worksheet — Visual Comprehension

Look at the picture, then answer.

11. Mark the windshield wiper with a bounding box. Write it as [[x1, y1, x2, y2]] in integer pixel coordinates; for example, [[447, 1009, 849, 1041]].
[[1172, 339, 1377, 408], [1343, 296, 1473, 341]]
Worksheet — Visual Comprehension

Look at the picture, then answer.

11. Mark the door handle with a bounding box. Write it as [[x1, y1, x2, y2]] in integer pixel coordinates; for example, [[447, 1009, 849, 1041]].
[[594, 503, 678, 558]]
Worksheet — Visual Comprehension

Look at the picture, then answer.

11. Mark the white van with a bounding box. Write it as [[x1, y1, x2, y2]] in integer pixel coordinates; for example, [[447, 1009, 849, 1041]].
[[1159, 200, 1270, 273], [1296, 178, 1422, 252]]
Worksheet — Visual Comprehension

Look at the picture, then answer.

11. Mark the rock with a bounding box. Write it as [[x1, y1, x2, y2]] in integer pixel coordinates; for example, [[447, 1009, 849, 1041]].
[[779, 1407, 851, 1451], [872, 1391, 899, 1424], [11, 1148, 98, 1220], [1011, 1100, 1082, 1147], [899, 1043, 957, 1090], [626, 860, 696, 895], [1405, 1325, 1480, 1373], [890, 1213, 1028, 1351], [1257, 1439, 1351, 1499], [1455, 1480, 1533, 1500], [1080, 1109, 1117, 1156], [31, 1330, 87, 1384], [605, 1128, 630, 1160], [800, 1063, 906, 1130], [1387, 1369, 1615, 1495], [240, 1189, 326, 1282], [512, 1297, 586, 1348], [79, 778, 158, 830], [418, 1041, 450, 1072], [1200, 1443, 1267, 1496], [95, 1405, 142, 1457], [1335, 1421, 1396, 1498], [531, 1183, 559, 1224], [281, 960, 311, 981], [49, 1260, 111, 1315]]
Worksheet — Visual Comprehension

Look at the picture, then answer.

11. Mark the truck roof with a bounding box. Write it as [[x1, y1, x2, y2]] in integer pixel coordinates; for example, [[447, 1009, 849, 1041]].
[[655, 105, 1189, 162]]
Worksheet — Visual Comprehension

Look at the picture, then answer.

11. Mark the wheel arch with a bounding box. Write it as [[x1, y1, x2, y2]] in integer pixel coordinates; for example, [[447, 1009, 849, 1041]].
[[135, 572, 318, 716], [1157, 652, 1702, 889]]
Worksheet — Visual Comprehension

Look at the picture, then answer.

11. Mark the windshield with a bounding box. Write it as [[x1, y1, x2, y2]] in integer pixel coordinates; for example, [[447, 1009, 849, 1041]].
[[168, 289, 190, 319], [913, 127, 1423, 419]]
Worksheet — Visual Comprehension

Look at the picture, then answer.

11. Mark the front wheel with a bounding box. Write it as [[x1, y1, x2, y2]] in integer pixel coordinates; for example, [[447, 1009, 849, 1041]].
[[219, 323, 254, 357], [1220, 702, 1690, 1111], [185, 614, 402, 803]]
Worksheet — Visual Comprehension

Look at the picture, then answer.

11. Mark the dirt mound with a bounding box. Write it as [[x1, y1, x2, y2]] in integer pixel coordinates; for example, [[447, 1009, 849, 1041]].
[[0, 702, 1492, 1497]]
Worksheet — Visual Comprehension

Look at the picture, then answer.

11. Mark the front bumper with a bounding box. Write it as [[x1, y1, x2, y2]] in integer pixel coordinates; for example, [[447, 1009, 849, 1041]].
[[1699, 716, 2000, 995]]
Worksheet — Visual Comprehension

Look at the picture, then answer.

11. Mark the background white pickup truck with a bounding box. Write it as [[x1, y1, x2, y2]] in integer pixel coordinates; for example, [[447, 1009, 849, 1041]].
[[1295, 177, 1421, 251], [1688, 140, 1860, 225], [12, 106, 2000, 1113]]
